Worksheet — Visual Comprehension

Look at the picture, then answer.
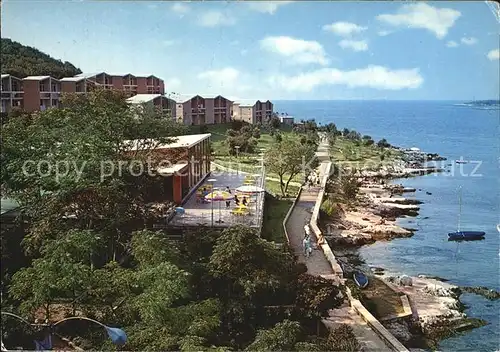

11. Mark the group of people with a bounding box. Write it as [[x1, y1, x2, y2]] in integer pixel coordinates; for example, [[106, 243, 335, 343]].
[[306, 171, 320, 189], [224, 186, 248, 208], [303, 223, 313, 258]]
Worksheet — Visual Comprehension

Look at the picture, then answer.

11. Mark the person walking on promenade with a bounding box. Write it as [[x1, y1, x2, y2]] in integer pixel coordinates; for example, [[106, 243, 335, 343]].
[[303, 231, 312, 258]]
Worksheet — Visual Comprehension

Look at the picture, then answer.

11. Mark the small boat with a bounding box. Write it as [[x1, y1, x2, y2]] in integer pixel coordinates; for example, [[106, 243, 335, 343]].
[[455, 160, 469, 164], [353, 272, 369, 289], [448, 186, 486, 242], [448, 231, 485, 241]]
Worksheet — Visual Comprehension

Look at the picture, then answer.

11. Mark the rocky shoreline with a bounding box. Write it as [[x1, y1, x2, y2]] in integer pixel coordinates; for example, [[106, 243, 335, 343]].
[[380, 273, 491, 349], [322, 147, 497, 348], [322, 147, 448, 246]]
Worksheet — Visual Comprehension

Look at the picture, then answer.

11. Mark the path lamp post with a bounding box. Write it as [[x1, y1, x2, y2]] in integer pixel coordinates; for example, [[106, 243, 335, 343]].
[[252, 173, 262, 223], [207, 178, 217, 227], [234, 146, 240, 175], [0, 311, 127, 349]]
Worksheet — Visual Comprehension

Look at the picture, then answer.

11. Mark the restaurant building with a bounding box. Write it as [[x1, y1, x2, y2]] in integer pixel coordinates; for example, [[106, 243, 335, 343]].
[[122, 133, 211, 204]]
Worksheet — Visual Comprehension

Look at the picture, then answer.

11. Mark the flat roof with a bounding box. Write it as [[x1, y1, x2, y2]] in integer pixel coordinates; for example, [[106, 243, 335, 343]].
[[126, 94, 163, 104], [1, 74, 22, 80], [75, 72, 105, 78], [60, 76, 86, 82], [23, 75, 53, 81], [123, 133, 211, 151], [157, 162, 189, 175]]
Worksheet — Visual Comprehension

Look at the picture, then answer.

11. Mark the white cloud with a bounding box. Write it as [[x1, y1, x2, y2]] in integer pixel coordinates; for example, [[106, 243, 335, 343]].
[[460, 37, 477, 45], [487, 49, 500, 61], [246, 1, 292, 14], [339, 39, 368, 52], [446, 40, 459, 48], [260, 36, 328, 65], [198, 10, 236, 27], [171, 2, 190, 16], [269, 65, 423, 92], [378, 30, 392, 37], [376, 3, 461, 39], [162, 40, 175, 47], [198, 67, 240, 88], [322, 21, 367, 37]]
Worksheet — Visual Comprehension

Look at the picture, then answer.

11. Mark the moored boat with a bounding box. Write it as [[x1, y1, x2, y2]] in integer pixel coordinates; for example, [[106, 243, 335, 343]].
[[448, 231, 485, 241], [353, 272, 369, 289], [455, 160, 469, 164], [448, 186, 486, 242]]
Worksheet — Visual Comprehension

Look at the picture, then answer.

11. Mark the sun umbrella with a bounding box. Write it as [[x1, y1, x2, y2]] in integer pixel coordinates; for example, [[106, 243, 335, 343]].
[[205, 190, 234, 224], [204, 190, 234, 201], [236, 185, 265, 193]]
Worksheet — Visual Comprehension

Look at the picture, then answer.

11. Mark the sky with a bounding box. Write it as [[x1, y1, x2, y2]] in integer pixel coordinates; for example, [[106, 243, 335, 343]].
[[2, 0, 499, 100]]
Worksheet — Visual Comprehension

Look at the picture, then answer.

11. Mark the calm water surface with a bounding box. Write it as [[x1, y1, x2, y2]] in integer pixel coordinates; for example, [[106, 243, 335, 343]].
[[274, 100, 500, 351]]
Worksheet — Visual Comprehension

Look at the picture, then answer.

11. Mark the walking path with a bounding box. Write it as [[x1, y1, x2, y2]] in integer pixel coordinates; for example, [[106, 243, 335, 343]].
[[285, 137, 391, 351]]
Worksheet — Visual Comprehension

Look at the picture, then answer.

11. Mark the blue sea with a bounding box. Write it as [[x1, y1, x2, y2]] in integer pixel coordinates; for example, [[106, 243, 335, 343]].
[[274, 100, 500, 351]]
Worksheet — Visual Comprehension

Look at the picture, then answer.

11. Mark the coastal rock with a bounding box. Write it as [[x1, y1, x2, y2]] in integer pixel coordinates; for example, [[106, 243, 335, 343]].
[[399, 275, 413, 286], [373, 205, 418, 218], [383, 320, 413, 343]]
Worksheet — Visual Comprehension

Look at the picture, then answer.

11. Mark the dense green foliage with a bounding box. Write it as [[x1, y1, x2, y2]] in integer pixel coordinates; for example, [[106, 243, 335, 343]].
[[1, 38, 81, 78], [225, 123, 261, 155], [1, 91, 346, 350]]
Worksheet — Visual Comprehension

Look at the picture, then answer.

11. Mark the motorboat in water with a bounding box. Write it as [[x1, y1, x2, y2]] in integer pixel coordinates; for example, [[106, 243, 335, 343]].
[[455, 160, 469, 164]]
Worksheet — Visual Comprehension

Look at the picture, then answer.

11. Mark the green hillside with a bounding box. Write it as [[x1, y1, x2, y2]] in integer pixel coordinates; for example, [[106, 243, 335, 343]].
[[1, 38, 82, 79]]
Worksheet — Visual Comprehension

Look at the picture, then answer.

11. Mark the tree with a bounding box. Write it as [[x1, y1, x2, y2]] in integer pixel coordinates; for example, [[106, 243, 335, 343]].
[[295, 274, 344, 319], [225, 125, 260, 155], [245, 320, 302, 351], [377, 138, 391, 148], [362, 135, 374, 146], [266, 135, 316, 196], [9, 229, 101, 318], [340, 172, 361, 201], [268, 116, 281, 130], [209, 225, 295, 299]]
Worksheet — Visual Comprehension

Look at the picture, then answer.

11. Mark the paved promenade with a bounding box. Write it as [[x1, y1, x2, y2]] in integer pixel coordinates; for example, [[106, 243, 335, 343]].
[[285, 137, 390, 351]]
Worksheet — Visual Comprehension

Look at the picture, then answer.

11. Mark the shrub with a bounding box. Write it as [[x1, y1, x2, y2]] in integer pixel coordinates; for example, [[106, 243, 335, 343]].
[[323, 324, 360, 352], [377, 138, 391, 148], [320, 199, 341, 218]]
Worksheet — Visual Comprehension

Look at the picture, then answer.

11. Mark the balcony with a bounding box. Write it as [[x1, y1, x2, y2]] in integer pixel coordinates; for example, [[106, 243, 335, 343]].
[[1, 92, 10, 99], [40, 92, 51, 99]]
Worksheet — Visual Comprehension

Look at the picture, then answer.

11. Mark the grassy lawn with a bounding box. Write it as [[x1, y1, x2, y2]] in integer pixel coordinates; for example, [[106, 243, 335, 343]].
[[200, 123, 304, 190], [266, 179, 301, 198], [330, 137, 403, 170], [261, 194, 293, 243]]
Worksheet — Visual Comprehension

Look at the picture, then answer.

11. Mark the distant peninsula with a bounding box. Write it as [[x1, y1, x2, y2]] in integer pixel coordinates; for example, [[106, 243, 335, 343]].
[[464, 100, 500, 107]]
